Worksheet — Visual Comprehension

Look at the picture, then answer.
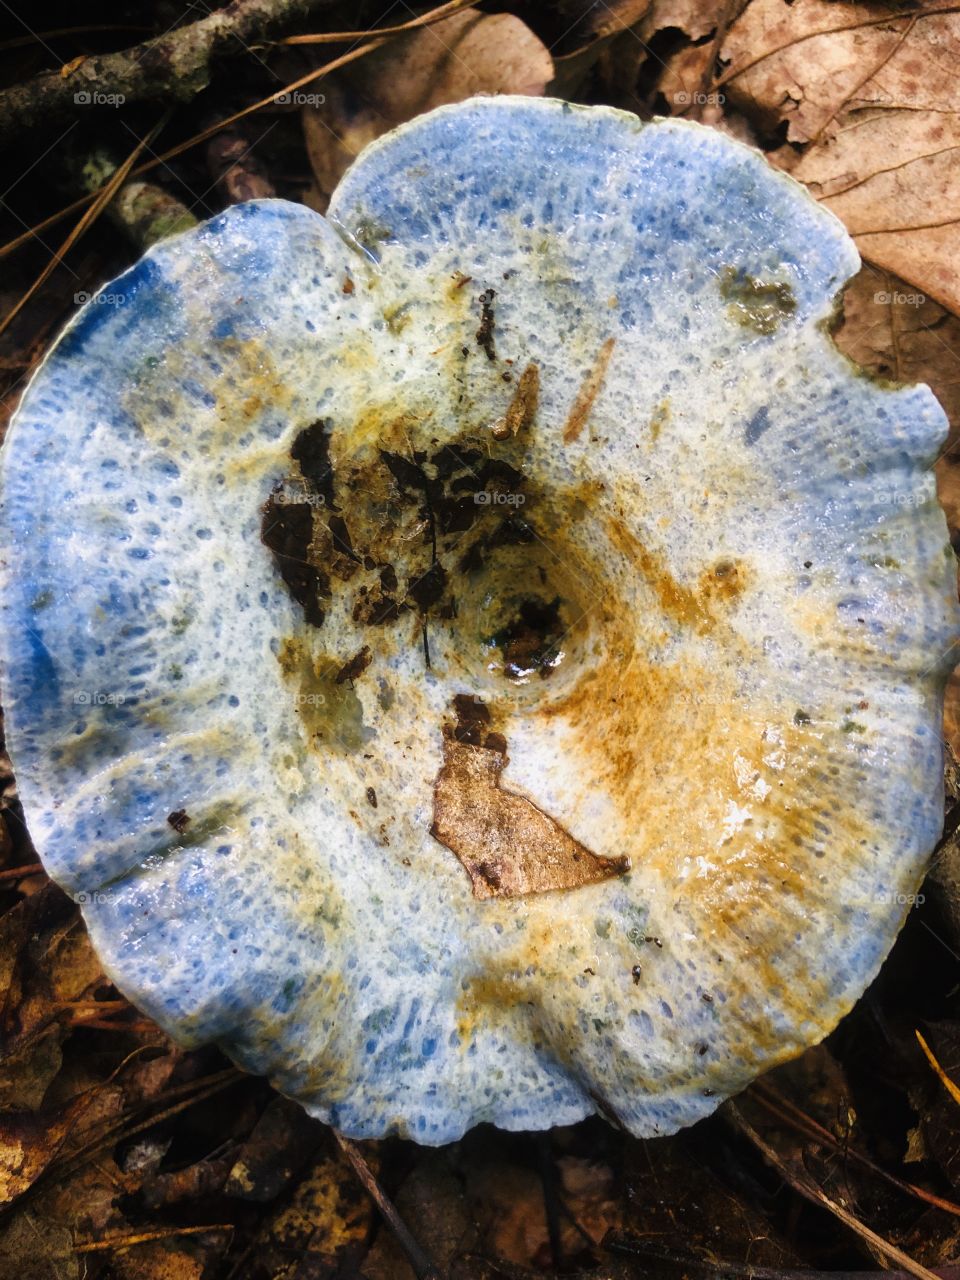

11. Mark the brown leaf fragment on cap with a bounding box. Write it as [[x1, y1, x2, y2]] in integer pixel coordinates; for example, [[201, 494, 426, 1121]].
[[562, 337, 616, 444], [336, 645, 372, 685], [476, 288, 496, 360], [452, 692, 489, 746], [492, 362, 540, 440], [167, 809, 190, 833], [431, 738, 629, 899]]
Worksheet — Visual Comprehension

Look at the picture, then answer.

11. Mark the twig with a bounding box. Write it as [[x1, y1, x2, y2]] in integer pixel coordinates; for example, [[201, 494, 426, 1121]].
[[109, 180, 197, 248], [0, 0, 467, 266], [607, 1232, 960, 1280], [334, 1131, 445, 1280], [55, 1069, 242, 1182], [0, 0, 338, 144], [726, 1103, 941, 1280], [74, 1223, 234, 1253], [279, 0, 474, 44], [750, 1079, 960, 1219], [0, 1064, 242, 1223], [0, 41, 382, 264], [75, 150, 196, 248], [536, 1132, 564, 1271], [0, 862, 43, 880], [917, 1028, 960, 1105]]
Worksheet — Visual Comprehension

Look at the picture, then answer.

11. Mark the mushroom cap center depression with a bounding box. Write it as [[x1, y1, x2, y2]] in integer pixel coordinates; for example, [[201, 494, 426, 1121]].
[[258, 370, 647, 898], [257, 343, 762, 908]]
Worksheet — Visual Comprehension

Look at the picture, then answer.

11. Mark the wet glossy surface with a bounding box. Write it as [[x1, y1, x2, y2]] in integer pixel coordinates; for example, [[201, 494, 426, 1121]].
[[0, 98, 956, 1142]]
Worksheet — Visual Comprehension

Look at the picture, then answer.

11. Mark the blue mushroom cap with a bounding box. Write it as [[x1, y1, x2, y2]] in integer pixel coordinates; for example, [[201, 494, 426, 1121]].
[[1, 97, 956, 1142]]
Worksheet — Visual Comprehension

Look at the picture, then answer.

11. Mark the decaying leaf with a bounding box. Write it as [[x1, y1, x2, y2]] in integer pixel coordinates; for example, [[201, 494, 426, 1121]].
[[640, 0, 734, 43], [614, 1129, 802, 1270], [237, 1138, 374, 1279], [721, 0, 960, 314], [0, 1090, 95, 1205], [0, 1215, 77, 1280], [303, 9, 553, 206], [431, 737, 629, 899], [828, 260, 960, 559], [224, 1095, 322, 1201]]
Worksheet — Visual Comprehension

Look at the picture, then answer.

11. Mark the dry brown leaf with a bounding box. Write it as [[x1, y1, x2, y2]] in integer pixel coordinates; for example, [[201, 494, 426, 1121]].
[[0, 1089, 96, 1205], [108, 1241, 207, 1280], [0, 1033, 63, 1111], [236, 1139, 374, 1278], [833, 262, 960, 435], [582, 0, 653, 40], [0, 1215, 77, 1280], [303, 9, 553, 207], [431, 738, 629, 899], [657, 39, 734, 124], [721, 0, 960, 314], [829, 261, 960, 546], [640, 0, 734, 43]]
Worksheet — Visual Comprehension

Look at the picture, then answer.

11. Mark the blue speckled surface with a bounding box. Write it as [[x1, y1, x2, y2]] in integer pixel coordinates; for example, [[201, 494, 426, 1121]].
[[0, 97, 957, 1142]]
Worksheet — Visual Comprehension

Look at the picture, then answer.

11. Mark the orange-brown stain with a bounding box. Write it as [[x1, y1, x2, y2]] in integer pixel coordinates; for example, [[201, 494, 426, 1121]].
[[562, 337, 616, 444], [650, 398, 671, 443], [607, 517, 723, 634], [698, 558, 748, 605], [456, 972, 534, 1043]]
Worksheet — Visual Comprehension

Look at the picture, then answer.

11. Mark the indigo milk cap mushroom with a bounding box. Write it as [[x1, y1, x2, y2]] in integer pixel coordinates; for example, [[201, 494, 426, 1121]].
[[1, 96, 957, 1142]]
